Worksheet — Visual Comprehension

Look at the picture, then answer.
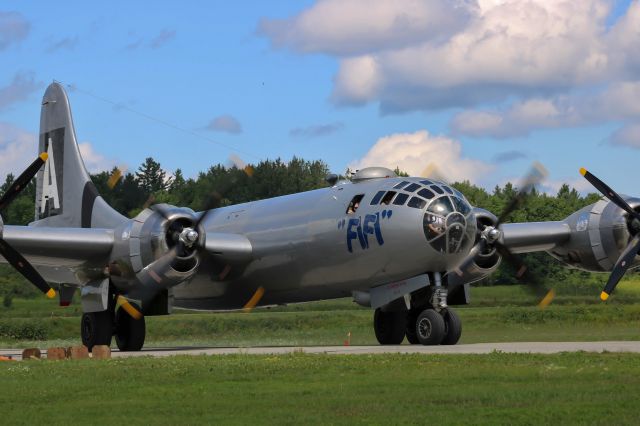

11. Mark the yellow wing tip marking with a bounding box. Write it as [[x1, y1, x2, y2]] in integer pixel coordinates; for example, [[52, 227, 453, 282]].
[[46, 288, 56, 299], [243, 287, 265, 312], [600, 291, 609, 301], [579, 167, 587, 176], [537, 289, 555, 309], [39, 152, 49, 162]]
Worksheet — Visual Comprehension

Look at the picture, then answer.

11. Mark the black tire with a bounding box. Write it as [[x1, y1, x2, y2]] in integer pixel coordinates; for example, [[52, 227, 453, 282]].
[[441, 308, 462, 345], [405, 310, 419, 344], [415, 309, 445, 346], [115, 302, 146, 352], [81, 311, 113, 351], [373, 308, 407, 345]]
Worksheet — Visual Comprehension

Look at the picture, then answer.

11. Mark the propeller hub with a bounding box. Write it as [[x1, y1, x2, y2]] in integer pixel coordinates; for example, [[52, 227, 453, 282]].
[[179, 228, 199, 247], [482, 226, 501, 244]]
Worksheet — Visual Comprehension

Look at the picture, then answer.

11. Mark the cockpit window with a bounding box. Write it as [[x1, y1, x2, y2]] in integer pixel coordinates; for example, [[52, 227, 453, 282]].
[[442, 185, 454, 195], [405, 183, 421, 192], [381, 191, 396, 205], [452, 196, 471, 215], [417, 188, 435, 200], [420, 179, 433, 185], [393, 193, 409, 205], [430, 185, 444, 195], [407, 197, 427, 209], [370, 190, 385, 205], [346, 194, 364, 214], [393, 181, 410, 189], [427, 196, 453, 216]]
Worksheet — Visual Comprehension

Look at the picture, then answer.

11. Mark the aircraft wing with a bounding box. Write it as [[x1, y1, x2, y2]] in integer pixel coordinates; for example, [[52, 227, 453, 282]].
[[499, 221, 571, 254], [0, 225, 114, 285]]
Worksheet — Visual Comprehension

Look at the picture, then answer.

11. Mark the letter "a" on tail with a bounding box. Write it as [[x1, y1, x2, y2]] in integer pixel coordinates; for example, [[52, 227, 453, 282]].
[[34, 82, 125, 229]]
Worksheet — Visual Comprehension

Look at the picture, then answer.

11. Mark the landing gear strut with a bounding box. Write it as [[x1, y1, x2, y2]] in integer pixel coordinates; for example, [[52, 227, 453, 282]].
[[80, 289, 146, 352]]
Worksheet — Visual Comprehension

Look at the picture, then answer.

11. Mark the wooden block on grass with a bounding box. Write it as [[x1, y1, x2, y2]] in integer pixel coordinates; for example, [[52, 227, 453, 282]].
[[92, 345, 111, 359], [47, 347, 67, 360], [68, 346, 89, 359], [22, 348, 41, 360]]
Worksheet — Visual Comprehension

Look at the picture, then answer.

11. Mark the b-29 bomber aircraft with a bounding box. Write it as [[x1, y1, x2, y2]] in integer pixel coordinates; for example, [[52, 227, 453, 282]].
[[0, 82, 636, 351]]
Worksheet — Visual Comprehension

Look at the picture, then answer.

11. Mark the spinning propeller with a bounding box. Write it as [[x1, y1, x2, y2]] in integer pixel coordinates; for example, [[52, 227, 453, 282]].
[[0, 153, 56, 299], [453, 163, 556, 308], [579, 167, 640, 301]]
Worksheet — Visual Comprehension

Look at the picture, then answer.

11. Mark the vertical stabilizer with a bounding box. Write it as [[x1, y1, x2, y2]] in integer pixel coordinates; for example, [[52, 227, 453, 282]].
[[34, 82, 126, 228]]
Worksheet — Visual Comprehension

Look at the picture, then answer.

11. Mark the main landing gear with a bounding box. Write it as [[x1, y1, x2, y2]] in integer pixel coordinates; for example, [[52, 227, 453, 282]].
[[80, 293, 146, 352], [373, 307, 461, 346]]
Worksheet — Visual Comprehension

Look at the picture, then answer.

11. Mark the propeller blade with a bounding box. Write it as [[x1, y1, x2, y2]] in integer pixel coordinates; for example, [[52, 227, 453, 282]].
[[0, 239, 55, 298], [116, 295, 143, 320], [496, 162, 547, 225], [135, 247, 179, 288], [580, 168, 640, 221], [453, 239, 487, 277], [600, 234, 640, 301], [0, 153, 48, 211]]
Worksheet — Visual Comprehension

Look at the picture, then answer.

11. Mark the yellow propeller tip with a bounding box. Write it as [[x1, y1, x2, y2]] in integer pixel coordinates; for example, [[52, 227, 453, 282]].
[[537, 289, 556, 309], [39, 152, 49, 162], [579, 167, 587, 176], [45, 289, 56, 299], [600, 291, 609, 301]]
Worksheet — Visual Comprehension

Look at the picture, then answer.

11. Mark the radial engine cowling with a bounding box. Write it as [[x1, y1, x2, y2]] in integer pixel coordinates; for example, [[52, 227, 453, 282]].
[[549, 197, 640, 272], [109, 205, 201, 292], [448, 207, 501, 288]]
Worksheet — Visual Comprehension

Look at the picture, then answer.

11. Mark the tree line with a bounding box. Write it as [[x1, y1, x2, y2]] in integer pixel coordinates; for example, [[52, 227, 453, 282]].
[[0, 156, 607, 298]]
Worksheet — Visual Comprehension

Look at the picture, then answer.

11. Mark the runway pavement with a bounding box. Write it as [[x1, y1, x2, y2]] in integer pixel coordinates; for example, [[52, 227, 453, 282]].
[[2, 341, 640, 359]]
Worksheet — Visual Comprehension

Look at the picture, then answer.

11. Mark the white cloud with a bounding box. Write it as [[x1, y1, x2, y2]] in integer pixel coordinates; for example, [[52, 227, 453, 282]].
[[451, 81, 640, 138], [205, 115, 243, 134], [349, 130, 493, 182], [261, 0, 640, 113], [78, 142, 120, 174], [0, 11, 29, 50], [0, 72, 40, 112], [258, 0, 474, 56], [606, 123, 640, 148], [0, 122, 39, 180]]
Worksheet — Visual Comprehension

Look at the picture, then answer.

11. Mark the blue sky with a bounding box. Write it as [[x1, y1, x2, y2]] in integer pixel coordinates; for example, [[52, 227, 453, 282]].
[[0, 0, 639, 195]]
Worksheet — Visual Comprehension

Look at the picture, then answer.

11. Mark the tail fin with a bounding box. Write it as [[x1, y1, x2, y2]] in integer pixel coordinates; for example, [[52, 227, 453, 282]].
[[34, 82, 126, 229]]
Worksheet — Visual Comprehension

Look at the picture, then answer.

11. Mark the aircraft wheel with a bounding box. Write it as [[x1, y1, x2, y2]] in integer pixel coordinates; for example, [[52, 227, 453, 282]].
[[373, 308, 407, 345], [415, 309, 445, 346], [115, 302, 146, 352], [441, 308, 462, 345], [405, 310, 419, 344], [81, 311, 113, 351]]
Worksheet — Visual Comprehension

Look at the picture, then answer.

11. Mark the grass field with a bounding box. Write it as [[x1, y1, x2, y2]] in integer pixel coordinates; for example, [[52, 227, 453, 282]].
[[2, 352, 639, 424], [2, 279, 640, 348]]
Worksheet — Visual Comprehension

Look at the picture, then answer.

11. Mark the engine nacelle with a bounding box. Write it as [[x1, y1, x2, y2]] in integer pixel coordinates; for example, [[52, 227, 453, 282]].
[[108, 205, 200, 293], [548, 198, 637, 272], [449, 208, 501, 289]]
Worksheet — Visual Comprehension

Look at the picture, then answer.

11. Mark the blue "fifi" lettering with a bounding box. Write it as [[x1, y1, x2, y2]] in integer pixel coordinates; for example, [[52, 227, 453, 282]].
[[347, 213, 384, 252]]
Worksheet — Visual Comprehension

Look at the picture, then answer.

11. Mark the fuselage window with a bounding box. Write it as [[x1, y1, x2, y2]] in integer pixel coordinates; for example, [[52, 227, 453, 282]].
[[381, 191, 397, 205], [393, 193, 409, 205], [370, 190, 386, 205], [407, 197, 426, 209], [430, 185, 444, 195], [442, 185, 454, 195], [405, 183, 421, 192], [346, 194, 365, 214], [417, 188, 435, 199], [420, 179, 433, 185], [393, 181, 410, 189]]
